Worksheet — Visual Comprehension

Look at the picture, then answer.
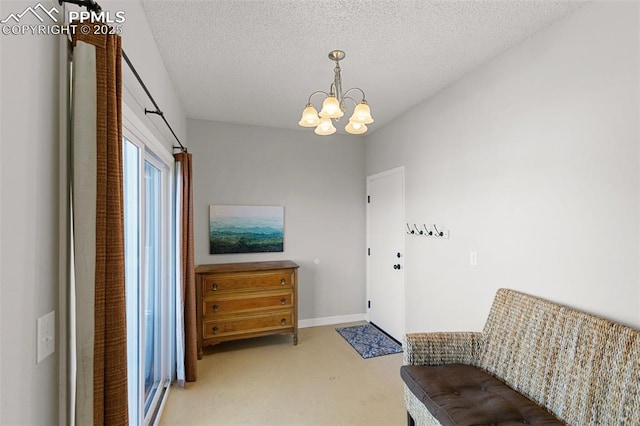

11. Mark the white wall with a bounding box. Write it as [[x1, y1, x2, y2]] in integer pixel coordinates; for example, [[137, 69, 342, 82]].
[[366, 1, 640, 332], [189, 120, 366, 322], [1, 1, 60, 423]]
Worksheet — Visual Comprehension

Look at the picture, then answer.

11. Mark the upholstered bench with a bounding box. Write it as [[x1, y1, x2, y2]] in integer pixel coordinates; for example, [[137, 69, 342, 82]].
[[401, 288, 640, 425]]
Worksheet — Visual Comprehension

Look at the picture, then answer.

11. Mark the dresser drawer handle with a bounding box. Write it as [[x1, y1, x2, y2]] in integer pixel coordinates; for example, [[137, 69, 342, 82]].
[[281, 318, 286, 326], [212, 326, 218, 334], [280, 279, 286, 286], [280, 298, 286, 305], [212, 304, 218, 312], [212, 283, 218, 291]]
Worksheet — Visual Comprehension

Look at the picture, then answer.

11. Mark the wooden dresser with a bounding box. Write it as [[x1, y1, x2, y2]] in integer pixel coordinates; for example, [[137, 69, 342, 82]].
[[195, 260, 299, 358]]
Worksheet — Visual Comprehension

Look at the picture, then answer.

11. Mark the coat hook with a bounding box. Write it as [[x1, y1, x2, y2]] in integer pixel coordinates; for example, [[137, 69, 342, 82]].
[[423, 224, 433, 236], [413, 224, 424, 235], [406, 223, 414, 235], [433, 224, 444, 237]]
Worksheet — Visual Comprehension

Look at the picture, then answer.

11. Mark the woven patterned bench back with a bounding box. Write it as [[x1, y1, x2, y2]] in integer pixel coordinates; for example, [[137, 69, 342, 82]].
[[478, 288, 640, 425]]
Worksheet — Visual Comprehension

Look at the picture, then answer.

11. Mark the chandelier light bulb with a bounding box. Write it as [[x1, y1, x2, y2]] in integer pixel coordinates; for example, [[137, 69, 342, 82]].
[[319, 96, 343, 119], [298, 104, 320, 127], [345, 120, 368, 135], [314, 117, 336, 136], [349, 101, 374, 124]]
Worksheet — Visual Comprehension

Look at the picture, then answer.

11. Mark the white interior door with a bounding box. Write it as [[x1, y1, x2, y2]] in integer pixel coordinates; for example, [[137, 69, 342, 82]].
[[367, 167, 404, 342]]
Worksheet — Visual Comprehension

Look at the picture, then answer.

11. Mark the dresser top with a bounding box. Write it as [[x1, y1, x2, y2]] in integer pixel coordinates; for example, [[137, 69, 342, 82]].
[[195, 260, 299, 274]]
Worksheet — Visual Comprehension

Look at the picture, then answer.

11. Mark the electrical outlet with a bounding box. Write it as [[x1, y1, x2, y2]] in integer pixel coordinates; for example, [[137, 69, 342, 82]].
[[36, 311, 55, 364], [469, 251, 478, 266]]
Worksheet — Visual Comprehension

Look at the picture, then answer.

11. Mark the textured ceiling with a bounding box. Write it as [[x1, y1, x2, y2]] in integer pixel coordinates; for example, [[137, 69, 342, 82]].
[[141, 0, 586, 135]]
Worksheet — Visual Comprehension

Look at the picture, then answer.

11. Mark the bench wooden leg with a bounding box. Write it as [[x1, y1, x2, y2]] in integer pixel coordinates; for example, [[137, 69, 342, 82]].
[[407, 412, 415, 426]]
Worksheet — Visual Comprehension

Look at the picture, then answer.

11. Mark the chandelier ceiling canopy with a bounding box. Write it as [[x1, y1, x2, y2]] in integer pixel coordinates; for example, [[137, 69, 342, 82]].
[[298, 50, 374, 136]]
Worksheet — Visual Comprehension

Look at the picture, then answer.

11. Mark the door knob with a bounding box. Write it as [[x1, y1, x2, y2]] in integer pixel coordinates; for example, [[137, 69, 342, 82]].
[[397, 252, 401, 258], [393, 264, 402, 270]]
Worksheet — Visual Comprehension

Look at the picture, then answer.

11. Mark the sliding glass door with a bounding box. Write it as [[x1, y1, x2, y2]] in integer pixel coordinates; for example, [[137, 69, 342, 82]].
[[123, 132, 174, 425]]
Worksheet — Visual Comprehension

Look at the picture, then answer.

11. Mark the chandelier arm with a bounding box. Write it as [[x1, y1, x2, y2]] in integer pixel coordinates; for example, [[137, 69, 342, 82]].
[[340, 96, 360, 109], [341, 87, 366, 102], [328, 82, 337, 97], [307, 90, 330, 105]]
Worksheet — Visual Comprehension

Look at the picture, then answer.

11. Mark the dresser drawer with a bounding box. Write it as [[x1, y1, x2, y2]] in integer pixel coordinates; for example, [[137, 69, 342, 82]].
[[203, 291, 292, 316], [203, 311, 293, 339], [202, 272, 292, 294]]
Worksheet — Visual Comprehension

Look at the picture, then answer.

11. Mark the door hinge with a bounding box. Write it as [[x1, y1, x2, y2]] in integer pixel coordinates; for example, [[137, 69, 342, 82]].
[[368, 300, 371, 309], [367, 195, 370, 203], [367, 248, 370, 256]]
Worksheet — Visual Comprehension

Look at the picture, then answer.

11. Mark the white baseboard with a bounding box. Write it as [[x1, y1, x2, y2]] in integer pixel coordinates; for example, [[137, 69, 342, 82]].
[[299, 313, 367, 329]]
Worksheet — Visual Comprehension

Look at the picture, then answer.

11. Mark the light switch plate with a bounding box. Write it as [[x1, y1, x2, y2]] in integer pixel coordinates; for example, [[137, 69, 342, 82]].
[[36, 311, 55, 364]]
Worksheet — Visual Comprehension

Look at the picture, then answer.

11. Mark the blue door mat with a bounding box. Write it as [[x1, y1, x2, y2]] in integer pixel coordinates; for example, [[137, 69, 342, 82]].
[[335, 323, 403, 359]]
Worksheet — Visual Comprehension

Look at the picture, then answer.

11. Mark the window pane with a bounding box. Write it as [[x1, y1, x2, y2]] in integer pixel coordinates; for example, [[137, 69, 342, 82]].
[[144, 160, 162, 412], [123, 137, 140, 422]]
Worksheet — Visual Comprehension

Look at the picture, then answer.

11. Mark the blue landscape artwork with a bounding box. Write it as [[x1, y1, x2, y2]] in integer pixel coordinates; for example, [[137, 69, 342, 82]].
[[209, 205, 284, 254]]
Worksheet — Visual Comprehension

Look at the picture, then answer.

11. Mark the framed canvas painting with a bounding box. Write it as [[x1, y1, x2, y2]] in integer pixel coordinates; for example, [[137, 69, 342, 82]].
[[209, 205, 284, 254]]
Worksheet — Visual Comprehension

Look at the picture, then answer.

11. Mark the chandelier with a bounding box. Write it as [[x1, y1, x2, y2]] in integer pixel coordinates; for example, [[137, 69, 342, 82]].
[[298, 50, 374, 136]]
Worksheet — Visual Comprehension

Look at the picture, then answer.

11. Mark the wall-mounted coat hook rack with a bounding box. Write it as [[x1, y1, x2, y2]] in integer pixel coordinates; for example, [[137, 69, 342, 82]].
[[407, 223, 450, 239]]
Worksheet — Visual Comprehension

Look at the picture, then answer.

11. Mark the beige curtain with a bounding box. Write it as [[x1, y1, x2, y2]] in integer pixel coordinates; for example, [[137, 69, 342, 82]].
[[71, 23, 128, 425], [174, 152, 197, 383]]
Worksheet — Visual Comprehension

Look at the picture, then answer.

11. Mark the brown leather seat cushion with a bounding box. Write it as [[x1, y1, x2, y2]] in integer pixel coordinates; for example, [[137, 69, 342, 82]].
[[401, 363, 563, 425]]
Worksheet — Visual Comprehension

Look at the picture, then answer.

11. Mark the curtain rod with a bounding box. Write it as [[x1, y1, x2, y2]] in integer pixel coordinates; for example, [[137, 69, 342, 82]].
[[60, 0, 101, 13], [60, 0, 188, 153], [122, 51, 187, 153]]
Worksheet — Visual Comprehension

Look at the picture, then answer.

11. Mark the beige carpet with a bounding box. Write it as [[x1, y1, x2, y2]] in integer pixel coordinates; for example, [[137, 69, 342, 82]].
[[159, 322, 406, 425]]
